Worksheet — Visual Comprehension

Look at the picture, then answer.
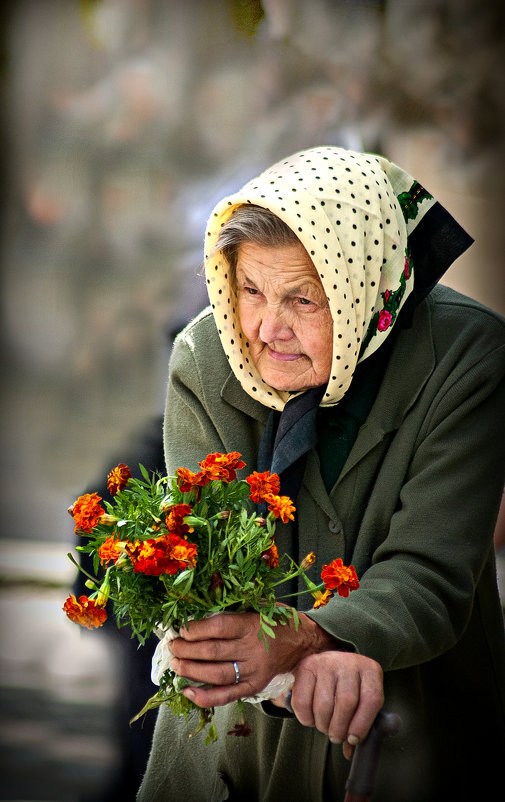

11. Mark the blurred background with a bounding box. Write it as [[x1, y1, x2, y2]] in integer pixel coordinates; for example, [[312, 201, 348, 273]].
[[1, 0, 504, 800]]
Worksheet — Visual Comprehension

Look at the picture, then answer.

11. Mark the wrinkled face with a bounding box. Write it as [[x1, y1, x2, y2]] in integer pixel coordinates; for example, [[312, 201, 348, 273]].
[[236, 241, 333, 392]]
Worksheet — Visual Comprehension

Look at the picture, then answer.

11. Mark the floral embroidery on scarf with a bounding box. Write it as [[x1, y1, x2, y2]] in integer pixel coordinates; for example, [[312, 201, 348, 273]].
[[397, 181, 433, 222], [360, 250, 413, 353]]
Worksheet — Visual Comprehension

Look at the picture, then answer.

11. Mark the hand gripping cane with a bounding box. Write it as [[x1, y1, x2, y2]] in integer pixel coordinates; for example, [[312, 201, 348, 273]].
[[344, 710, 402, 802]]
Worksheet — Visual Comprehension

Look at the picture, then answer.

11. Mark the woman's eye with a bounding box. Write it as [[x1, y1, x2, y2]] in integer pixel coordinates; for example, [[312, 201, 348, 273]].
[[245, 286, 259, 296], [297, 297, 313, 306]]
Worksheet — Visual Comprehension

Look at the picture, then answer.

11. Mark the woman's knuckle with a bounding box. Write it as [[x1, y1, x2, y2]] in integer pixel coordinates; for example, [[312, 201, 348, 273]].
[[177, 658, 190, 676], [205, 641, 220, 661], [312, 698, 329, 719], [372, 686, 385, 706], [338, 688, 358, 710]]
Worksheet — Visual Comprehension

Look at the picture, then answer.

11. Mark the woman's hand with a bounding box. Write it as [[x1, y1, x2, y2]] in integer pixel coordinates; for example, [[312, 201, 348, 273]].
[[284, 651, 384, 760], [168, 610, 335, 708]]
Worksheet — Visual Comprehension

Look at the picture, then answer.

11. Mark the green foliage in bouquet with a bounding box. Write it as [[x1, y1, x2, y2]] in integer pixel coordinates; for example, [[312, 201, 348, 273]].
[[63, 452, 355, 742]]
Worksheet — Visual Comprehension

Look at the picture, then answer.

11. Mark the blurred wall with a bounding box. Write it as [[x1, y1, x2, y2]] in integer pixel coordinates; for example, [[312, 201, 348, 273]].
[[2, 0, 504, 545]]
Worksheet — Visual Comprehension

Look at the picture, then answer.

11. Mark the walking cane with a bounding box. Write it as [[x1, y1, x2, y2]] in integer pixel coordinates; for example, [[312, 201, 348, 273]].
[[344, 710, 402, 802]]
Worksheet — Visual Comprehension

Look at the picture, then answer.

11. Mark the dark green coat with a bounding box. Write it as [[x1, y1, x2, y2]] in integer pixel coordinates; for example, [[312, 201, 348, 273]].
[[138, 285, 505, 802]]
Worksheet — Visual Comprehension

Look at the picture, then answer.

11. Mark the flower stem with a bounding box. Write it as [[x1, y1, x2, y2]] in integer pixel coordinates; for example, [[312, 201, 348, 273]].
[[277, 582, 325, 600], [67, 552, 99, 584]]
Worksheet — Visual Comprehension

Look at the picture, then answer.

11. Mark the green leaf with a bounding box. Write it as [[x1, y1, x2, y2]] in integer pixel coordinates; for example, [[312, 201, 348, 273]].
[[260, 612, 277, 627], [260, 622, 276, 640], [139, 463, 151, 481], [171, 570, 194, 596], [172, 569, 192, 586], [204, 721, 218, 744]]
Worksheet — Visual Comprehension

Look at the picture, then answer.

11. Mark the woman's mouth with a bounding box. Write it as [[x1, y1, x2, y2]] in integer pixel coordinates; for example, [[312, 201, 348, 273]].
[[267, 346, 301, 362]]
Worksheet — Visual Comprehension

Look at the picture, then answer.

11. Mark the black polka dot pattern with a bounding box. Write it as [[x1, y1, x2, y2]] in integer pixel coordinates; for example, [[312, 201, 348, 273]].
[[204, 146, 433, 410]]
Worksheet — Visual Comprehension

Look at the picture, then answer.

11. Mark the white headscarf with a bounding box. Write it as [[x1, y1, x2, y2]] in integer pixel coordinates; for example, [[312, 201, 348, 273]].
[[204, 146, 436, 411]]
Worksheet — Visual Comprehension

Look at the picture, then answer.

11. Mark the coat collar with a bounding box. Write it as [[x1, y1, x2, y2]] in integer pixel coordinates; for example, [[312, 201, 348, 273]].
[[221, 371, 271, 425]]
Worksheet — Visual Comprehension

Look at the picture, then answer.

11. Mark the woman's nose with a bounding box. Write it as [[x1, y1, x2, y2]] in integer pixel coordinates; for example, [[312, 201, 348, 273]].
[[258, 306, 293, 342]]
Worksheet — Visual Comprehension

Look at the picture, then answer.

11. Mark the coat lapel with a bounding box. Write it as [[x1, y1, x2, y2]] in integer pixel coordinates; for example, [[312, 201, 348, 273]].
[[336, 294, 436, 485]]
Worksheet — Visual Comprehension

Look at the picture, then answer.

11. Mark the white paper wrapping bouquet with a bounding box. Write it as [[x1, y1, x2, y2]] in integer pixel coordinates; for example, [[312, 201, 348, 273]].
[[151, 627, 294, 704]]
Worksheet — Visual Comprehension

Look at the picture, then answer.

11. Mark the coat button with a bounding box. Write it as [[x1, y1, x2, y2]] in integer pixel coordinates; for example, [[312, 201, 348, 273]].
[[328, 520, 340, 533]]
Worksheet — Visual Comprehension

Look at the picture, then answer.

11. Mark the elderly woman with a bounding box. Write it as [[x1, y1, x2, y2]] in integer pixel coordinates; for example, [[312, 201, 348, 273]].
[[137, 147, 505, 802]]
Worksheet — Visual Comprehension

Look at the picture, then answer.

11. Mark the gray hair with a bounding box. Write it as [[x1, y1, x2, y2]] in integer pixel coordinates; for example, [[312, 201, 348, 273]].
[[215, 204, 299, 272]]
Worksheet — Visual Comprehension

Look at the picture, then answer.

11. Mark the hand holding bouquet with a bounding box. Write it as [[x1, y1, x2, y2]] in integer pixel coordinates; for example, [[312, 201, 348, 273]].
[[63, 452, 359, 742]]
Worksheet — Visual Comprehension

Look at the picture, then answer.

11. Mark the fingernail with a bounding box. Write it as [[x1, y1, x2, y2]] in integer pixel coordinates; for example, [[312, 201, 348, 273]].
[[347, 734, 360, 746], [183, 688, 195, 700]]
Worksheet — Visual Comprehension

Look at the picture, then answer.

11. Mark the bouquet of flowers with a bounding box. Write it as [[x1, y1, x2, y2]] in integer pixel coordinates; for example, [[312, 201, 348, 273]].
[[63, 452, 359, 742]]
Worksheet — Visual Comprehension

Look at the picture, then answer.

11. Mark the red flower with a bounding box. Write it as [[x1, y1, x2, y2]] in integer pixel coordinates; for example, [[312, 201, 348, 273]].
[[199, 452, 246, 483], [261, 542, 279, 568], [165, 503, 193, 536], [404, 255, 411, 279], [127, 534, 197, 576], [71, 492, 105, 534], [321, 558, 359, 597], [176, 467, 209, 493], [263, 493, 296, 524], [63, 594, 107, 629], [246, 470, 280, 503], [106, 463, 132, 495], [377, 309, 393, 332], [98, 535, 124, 566]]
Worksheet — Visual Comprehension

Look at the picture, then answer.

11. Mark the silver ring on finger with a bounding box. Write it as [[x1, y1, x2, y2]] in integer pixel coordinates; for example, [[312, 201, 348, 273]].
[[232, 660, 240, 684]]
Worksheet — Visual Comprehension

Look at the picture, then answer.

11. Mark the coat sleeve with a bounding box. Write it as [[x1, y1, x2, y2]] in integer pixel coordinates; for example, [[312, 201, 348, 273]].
[[307, 337, 505, 671], [163, 328, 227, 474]]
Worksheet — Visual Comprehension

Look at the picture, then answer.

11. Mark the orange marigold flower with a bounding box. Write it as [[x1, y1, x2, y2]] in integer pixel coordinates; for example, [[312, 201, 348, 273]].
[[176, 467, 209, 493], [246, 470, 281, 503], [199, 451, 246, 483], [312, 589, 333, 609], [98, 535, 124, 566], [63, 594, 107, 629], [264, 493, 296, 524], [127, 534, 197, 576], [171, 539, 197, 566], [321, 558, 359, 597], [165, 503, 193, 536], [106, 463, 132, 495], [261, 542, 279, 568], [71, 492, 105, 534]]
